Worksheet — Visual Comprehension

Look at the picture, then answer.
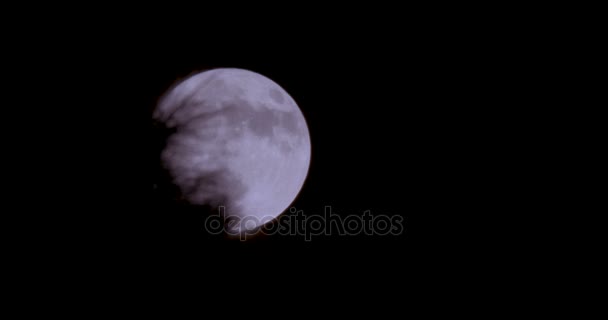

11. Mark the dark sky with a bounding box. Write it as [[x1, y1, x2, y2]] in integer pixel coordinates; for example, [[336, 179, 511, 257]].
[[16, 10, 561, 311], [66, 37, 516, 295], [134, 51, 468, 272]]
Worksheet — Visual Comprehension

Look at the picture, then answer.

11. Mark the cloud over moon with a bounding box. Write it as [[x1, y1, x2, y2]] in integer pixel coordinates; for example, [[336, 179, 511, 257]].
[[155, 68, 311, 232]]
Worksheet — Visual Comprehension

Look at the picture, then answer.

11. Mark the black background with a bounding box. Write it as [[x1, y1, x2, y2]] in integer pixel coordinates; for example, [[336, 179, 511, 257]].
[[13, 8, 585, 313], [49, 31, 519, 299], [132, 48, 475, 279]]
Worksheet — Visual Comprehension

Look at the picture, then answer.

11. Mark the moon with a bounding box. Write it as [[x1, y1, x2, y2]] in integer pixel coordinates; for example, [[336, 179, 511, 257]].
[[154, 68, 311, 234]]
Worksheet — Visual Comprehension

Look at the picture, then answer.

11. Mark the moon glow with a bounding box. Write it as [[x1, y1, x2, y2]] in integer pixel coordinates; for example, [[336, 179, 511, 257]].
[[155, 68, 311, 233]]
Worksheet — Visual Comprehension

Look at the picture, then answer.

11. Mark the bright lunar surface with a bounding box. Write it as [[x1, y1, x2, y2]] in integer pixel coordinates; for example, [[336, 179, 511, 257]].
[[154, 68, 311, 233]]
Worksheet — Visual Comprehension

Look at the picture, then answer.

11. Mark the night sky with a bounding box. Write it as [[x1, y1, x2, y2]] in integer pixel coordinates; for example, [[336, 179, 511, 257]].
[[74, 38, 509, 295], [141, 53, 462, 273], [13, 8, 562, 312]]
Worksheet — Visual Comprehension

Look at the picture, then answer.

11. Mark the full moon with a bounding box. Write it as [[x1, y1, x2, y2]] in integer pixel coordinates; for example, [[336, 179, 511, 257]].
[[154, 68, 311, 234]]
